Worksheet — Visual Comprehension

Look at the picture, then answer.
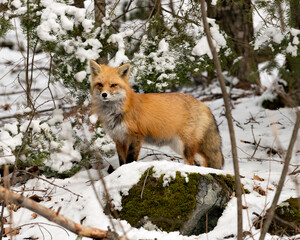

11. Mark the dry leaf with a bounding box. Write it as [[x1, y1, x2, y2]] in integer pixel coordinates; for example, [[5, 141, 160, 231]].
[[0, 104, 10, 111], [253, 174, 264, 181], [2, 217, 7, 224], [3, 227, 19, 237], [7, 204, 20, 211], [29, 194, 44, 202], [253, 185, 266, 196]]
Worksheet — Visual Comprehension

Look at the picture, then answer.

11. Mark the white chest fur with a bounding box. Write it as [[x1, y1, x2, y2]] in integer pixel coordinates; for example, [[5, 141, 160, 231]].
[[92, 93, 128, 142]]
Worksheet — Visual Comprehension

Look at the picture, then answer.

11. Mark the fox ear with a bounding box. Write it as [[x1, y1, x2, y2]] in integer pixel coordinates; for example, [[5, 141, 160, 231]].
[[118, 63, 130, 80], [90, 60, 101, 76]]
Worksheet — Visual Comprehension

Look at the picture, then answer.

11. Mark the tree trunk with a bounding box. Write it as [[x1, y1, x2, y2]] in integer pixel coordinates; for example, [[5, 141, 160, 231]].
[[208, 0, 261, 89], [94, 0, 108, 64], [73, 0, 84, 8], [283, 0, 300, 106], [289, 0, 300, 27], [94, 0, 106, 25]]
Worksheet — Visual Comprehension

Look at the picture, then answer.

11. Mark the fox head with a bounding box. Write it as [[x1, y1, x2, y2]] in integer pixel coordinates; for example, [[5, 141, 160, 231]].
[[90, 60, 131, 103]]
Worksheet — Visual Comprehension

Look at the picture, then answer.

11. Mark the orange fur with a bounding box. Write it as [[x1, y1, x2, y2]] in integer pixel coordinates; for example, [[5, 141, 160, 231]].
[[90, 60, 223, 169]]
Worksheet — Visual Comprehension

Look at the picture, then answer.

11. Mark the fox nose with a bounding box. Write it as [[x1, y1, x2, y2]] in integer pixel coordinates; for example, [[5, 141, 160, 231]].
[[102, 93, 107, 98]]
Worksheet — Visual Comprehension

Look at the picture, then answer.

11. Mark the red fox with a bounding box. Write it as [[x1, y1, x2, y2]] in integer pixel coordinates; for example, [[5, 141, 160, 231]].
[[90, 60, 223, 169]]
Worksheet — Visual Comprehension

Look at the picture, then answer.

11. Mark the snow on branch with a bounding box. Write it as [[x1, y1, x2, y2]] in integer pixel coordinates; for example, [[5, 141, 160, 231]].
[[0, 185, 126, 239]]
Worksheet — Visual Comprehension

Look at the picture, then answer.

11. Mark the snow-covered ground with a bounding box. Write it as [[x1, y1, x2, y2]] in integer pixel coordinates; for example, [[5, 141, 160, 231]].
[[1, 70, 299, 240], [0, 4, 299, 240]]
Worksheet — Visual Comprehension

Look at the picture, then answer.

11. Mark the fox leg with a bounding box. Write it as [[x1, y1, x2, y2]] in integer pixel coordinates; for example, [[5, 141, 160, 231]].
[[115, 137, 143, 166], [199, 146, 223, 169], [183, 144, 197, 165], [126, 137, 143, 164], [115, 141, 129, 166], [198, 126, 224, 169]]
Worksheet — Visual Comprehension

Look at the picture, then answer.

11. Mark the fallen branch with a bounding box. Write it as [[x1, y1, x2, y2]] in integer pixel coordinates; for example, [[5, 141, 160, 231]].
[[240, 139, 282, 158], [0, 185, 122, 239]]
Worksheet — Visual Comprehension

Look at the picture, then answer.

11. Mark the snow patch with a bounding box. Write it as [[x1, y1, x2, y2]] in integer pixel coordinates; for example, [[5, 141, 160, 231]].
[[74, 71, 87, 83]]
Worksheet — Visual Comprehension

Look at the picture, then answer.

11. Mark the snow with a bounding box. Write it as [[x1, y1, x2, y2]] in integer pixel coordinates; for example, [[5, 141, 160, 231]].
[[4, 122, 18, 135], [47, 140, 81, 172], [192, 19, 226, 59], [1, 78, 298, 239], [48, 108, 64, 125], [106, 161, 225, 210], [108, 30, 133, 67], [192, 36, 212, 58], [286, 42, 298, 57], [89, 113, 98, 124], [158, 38, 169, 52], [74, 71, 87, 83], [0, 1, 299, 240]]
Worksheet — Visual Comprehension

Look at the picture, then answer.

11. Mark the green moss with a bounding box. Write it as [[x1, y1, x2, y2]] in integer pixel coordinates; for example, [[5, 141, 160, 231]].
[[212, 174, 234, 194], [118, 170, 238, 233], [255, 197, 300, 237], [203, 173, 214, 181], [275, 198, 300, 221], [212, 174, 250, 194], [119, 170, 200, 232], [270, 197, 300, 236]]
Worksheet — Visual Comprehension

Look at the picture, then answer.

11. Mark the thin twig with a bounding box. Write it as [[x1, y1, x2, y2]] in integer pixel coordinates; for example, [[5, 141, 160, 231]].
[[0, 58, 23, 81], [241, 187, 255, 240], [199, 1, 243, 239], [139, 152, 182, 161], [0, 201, 5, 240], [132, 0, 159, 35], [17, 170, 83, 199], [140, 167, 152, 199], [16, 222, 69, 236], [240, 139, 282, 158], [0, 185, 114, 239], [86, 168, 115, 231], [259, 111, 300, 239], [11, 110, 36, 184], [251, 138, 261, 159], [250, 2, 269, 27], [0, 105, 76, 121], [251, 125, 257, 144], [161, 6, 200, 26], [260, 137, 278, 233], [96, 166, 129, 238]]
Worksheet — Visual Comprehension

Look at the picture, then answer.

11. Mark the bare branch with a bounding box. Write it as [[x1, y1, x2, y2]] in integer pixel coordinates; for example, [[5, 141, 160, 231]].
[[259, 111, 300, 239], [199, 1, 243, 239], [0, 185, 123, 239]]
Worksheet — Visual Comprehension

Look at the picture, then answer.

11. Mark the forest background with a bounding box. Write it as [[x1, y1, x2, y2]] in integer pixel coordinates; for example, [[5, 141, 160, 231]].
[[0, 0, 299, 239]]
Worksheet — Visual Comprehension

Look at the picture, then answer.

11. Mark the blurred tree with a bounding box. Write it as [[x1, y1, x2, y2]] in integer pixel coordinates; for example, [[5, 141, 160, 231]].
[[282, 0, 300, 106], [207, 0, 261, 90], [94, 0, 106, 25], [73, 0, 84, 8], [95, 0, 108, 64]]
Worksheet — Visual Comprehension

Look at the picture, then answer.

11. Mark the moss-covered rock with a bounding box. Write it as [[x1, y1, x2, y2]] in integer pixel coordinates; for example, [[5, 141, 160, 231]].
[[270, 197, 300, 236], [254, 197, 300, 237], [114, 168, 235, 235]]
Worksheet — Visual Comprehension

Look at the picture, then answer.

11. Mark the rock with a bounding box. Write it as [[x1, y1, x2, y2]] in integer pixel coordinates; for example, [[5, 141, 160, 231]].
[[254, 197, 300, 237], [113, 168, 235, 236], [180, 174, 233, 235]]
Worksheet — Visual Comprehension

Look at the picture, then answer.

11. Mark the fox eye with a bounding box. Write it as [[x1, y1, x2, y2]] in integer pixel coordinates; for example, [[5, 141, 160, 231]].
[[111, 84, 118, 87], [97, 83, 103, 87]]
